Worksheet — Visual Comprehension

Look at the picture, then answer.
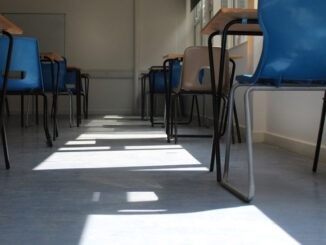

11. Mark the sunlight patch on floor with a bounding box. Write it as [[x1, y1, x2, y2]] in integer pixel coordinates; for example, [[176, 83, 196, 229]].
[[33, 148, 202, 170], [65, 140, 97, 145], [58, 146, 111, 151], [78, 205, 300, 245], [127, 191, 159, 202], [76, 132, 167, 140], [132, 167, 209, 171]]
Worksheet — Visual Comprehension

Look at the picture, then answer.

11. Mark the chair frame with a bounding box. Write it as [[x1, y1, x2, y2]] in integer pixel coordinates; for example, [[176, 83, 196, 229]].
[[164, 57, 202, 142], [223, 84, 326, 202], [167, 47, 220, 144]]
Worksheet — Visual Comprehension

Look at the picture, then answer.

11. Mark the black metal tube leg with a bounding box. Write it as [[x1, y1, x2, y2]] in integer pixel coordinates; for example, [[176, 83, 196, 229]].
[[20, 94, 24, 127], [210, 138, 215, 172], [2, 123, 10, 169], [313, 91, 326, 172], [0, 31, 13, 169], [208, 31, 222, 182], [42, 94, 53, 147]]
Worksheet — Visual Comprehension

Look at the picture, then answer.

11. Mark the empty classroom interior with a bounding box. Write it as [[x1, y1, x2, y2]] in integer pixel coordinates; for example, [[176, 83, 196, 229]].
[[0, 0, 325, 244]]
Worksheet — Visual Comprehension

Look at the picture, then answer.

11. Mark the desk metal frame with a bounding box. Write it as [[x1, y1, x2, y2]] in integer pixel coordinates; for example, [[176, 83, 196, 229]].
[[1, 15, 23, 168], [0, 30, 14, 169], [207, 17, 261, 183]]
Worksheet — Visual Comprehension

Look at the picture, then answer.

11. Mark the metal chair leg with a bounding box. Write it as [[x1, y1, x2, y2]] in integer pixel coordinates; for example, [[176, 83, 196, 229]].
[[313, 90, 326, 172], [194, 95, 201, 126], [41, 93, 53, 147], [221, 84, 254, 202], [69, 92, 74, 127], [2, 123, 10, 169], [5, 97, 10, 117]]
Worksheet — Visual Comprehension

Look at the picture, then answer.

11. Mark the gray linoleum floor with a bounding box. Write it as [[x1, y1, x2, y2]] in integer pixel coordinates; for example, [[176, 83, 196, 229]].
[[0, 115, 325, 245]]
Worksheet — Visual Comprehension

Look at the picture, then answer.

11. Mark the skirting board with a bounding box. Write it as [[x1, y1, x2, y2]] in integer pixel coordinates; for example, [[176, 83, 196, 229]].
[[264, 132, 326, 164], [176, 116, 325, 165], [237, 125, 326, 164]]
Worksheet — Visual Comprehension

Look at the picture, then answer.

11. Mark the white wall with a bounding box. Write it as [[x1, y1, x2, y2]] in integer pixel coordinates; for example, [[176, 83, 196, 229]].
[[2, 0, 188, 116], [134, 0, 189, 114]]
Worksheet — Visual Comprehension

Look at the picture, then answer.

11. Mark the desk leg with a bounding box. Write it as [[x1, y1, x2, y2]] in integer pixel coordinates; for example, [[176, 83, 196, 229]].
[[163, 59, 171, 142], [141, 74, 146, 120], [208, 31, 222, 182], [0, 31, 13, 169]]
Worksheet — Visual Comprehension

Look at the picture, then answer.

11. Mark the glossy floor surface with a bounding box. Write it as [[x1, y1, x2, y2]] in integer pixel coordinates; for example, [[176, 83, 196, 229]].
[[0, 115, 325, 244]]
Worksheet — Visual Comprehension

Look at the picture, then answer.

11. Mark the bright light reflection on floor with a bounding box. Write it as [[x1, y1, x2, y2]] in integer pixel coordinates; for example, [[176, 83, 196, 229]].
[[33, 148, 201, 170], [65, 140, 96, 145], [118, 209, 167, 213], [58, 146, 111, 151], [124, 145, 182, 150], [132, 167, 209, 172], [127, 191, 159, 202], [78, 206, 300, 245], [77, 133, 167, 140], [103, 115, 126, 119]]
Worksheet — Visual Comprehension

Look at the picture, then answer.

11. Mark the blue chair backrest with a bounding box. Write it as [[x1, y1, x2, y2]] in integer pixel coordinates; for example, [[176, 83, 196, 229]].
[[253, 0, 326, 86], [41, 58, 67, 92], [171, 59, 182, 89], [150, 59, 182, 93], [149, 69, 165, 93], [0, 36, 43, 91], [65, 67, 82, 93]]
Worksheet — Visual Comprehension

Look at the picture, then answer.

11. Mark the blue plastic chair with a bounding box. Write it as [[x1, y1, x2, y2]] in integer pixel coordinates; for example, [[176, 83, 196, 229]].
[[0, 36, 52, 148], [41, 58, 66, 93], [64, 65, 89, 125], [148, 59, 183, 127], [223, 0, 326, 202]]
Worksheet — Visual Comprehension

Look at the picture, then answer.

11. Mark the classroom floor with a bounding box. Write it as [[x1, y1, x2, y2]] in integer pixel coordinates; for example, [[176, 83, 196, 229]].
[[0, 115, 325, 245]]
